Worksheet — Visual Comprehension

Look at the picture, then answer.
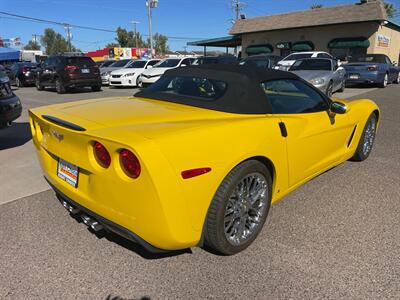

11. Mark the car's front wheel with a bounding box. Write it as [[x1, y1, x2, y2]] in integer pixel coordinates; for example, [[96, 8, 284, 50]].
[[16, 77, 23, 88], [379, 73, 388, 88], [326, 81, 333, 97], [351, 113, 377, 161], [394, 72, 400, 84], [204, 160, 272, 255], [55, 78, 66, 94], [36, 78, 44, 90]]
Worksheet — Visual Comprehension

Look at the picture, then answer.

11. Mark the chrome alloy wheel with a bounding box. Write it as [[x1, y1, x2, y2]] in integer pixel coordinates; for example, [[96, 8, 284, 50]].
[[383, 74, 388, 87], [224, 173, 268, 246], [362, 116, 376, 156]]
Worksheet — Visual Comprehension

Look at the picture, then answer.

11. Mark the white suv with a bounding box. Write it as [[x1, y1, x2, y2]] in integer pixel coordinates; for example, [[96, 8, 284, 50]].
[[138, 57, 195, 87], [109, 59, 160, 87], [276, 51, 333, 71]]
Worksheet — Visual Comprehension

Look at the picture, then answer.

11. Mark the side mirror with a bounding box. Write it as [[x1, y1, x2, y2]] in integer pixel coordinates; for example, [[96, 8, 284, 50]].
[[393, 61, 397, 66], [337, 60, 342, 66], [146, 65, 153, 69], [330, 101, 347, 115], [180, 64, 187, 67]]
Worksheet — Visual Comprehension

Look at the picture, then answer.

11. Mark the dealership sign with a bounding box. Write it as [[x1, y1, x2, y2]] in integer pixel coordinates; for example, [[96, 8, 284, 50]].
[[377, 34, 390, 47], [0, 37, 21, 47]]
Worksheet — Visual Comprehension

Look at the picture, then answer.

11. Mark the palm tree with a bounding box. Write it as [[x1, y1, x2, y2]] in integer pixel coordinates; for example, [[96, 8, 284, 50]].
[[310, 4, 323, 9], [383, 1, 397, 19]]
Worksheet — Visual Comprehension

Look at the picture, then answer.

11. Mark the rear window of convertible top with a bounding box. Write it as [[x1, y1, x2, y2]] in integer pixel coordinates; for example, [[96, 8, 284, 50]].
[[145, 75, 228, 101]]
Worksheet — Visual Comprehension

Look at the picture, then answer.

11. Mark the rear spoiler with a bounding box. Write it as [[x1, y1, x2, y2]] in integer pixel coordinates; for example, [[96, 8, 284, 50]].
[[42, 115, 86, 131]]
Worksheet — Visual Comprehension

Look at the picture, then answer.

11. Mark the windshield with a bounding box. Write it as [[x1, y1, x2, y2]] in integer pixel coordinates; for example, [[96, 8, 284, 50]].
[[18, 62, 37, 68], [145, 75, 227, 100], [193, 57, 218, 65], [154, 59, 181, 68], [110, 59, 132, 68], [289, 59, 332, 71], [240, 58, 270, 69], [283, 53, 313, 61], [101, 61, 115, 67], [127, 60, 147, 68], [348, 55, 385, 63], [66, 57, 95, 66]]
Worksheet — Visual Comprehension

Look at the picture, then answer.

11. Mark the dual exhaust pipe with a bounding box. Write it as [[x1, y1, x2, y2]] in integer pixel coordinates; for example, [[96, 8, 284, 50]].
[[61, 200, 104, 232]]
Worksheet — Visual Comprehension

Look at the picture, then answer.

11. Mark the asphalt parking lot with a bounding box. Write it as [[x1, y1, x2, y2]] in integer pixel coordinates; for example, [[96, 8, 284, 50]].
[[1, 84, 399, 299]]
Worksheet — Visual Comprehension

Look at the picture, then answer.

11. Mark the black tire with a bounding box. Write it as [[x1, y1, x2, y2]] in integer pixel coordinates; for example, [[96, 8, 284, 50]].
[[204, 160, 272, 255], [35, 78, 44, 91], [379, 73, 388, 88], [91, 85, 101, 92], [136, 76, 140, 87], [55, 78, 66, 94], [351, 113, 377, 162], [326, 81, 333, 98], [16, 77, 23, 88], [394, 72, 400, 84], [338, 79, 345, 93]]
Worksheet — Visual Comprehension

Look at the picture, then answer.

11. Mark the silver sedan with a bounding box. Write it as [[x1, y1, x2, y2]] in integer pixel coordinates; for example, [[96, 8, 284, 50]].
[[289, 58, 346, 97]]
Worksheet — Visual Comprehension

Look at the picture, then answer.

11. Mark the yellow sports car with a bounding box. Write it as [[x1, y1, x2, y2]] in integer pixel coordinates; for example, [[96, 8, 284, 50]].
[[29, 65, 379, 255]]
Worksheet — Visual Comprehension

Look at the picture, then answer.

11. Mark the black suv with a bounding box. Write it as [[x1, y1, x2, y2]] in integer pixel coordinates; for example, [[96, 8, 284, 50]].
[[0, 65, 22, 129], [6, 62, 38, 87], [36, 56, 101, 93]]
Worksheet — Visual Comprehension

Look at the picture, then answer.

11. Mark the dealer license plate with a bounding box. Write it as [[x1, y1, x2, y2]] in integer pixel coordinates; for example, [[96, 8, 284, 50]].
[[81, 69, 90, 73], [57, 159, 79, 187], [349, 74, 359, 79]]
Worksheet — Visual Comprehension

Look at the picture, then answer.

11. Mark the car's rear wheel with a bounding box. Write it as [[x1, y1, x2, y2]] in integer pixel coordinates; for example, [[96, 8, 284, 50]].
[[55, 78, 66, 94], [379, 73, 388, 88], [91, 85, 101, 92], [351, 113, 377, 162], [16, 77, 23, 88], [204, 160, 272, 255], [326, 81, 333, 97], [35, 78, 44, 90]]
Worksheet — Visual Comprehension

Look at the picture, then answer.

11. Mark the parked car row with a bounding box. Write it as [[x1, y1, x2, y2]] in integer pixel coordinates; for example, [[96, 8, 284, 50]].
[[0, 65, 22, 129]]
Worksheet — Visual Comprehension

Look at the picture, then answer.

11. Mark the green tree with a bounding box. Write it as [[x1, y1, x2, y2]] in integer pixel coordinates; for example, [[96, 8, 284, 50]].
[[41, 28, 78, 55], [310, 4, 323, 9], [383, 1, 397, 18], [105, 42, 120, 48], [23, 40, 41, 51], [152, 33, 169, 55]]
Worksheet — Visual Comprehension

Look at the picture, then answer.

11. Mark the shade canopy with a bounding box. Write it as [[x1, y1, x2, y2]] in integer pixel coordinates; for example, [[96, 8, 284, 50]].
[[291, 41, 314, 52], [245, 44, 273, 55], [187, 35, 242, 48], [0, 47, 20, 61], [328, 37, 370, 49]]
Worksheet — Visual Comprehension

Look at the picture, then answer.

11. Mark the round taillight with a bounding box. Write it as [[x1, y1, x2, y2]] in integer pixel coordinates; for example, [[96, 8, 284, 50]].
[[93, 142, 111, 168], [120, 149, 141, 179]]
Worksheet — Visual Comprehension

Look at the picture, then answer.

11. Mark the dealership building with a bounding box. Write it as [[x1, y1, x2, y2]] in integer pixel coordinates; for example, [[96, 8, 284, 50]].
[[190, 1, 400, 63]]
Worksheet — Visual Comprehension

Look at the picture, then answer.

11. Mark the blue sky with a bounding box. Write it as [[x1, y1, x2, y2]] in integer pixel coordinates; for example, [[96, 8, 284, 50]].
[[1, 0, 398, 52]]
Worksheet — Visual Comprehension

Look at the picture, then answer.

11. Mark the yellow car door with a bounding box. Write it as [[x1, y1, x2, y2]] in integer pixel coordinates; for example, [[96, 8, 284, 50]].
[[262, 79, 352, 187]]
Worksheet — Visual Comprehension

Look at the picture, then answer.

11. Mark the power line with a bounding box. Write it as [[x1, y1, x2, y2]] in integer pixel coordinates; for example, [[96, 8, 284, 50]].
[[0, 11, 207, 41]]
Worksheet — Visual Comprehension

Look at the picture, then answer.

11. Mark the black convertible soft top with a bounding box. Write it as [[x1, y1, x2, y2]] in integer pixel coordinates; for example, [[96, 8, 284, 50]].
[[135, 64, 300, 114]]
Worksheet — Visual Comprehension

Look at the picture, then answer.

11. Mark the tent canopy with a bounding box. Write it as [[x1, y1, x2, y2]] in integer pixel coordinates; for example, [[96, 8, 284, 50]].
[[0, 48, 20, 61]]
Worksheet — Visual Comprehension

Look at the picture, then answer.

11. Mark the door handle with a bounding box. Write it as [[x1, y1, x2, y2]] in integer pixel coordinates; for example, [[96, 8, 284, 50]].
[[279, 122, 288, 137]]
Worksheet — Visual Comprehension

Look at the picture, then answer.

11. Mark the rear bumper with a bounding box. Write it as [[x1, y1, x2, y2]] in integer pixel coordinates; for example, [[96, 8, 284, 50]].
[[0, 95, 22, 128], [345, 72, 382, 84], [65, 78, 101, 88], [46, 177, 166, 253]]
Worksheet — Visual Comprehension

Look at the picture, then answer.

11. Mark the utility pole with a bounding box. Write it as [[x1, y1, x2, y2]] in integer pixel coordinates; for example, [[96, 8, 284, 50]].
[[232, 0, 243, 20], [131, 21, 140, 49], [146, 0, 158, 58], [64, 24, 72, 52], [32, 34, 41, 45]]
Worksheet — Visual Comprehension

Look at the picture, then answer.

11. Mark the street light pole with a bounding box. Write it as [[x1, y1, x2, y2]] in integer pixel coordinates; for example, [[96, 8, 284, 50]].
[[131, 21, 140, 49], [146, 0, 158, 58]]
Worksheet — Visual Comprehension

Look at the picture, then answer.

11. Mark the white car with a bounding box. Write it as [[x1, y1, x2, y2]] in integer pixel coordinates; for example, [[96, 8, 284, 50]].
[[109, 59, 160, 87], [275, 51, 333, 71], [138, 57, 195, 86]]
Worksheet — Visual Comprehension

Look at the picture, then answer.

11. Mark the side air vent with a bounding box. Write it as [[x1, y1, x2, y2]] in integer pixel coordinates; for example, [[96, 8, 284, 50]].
[[347, 125, 357, 147]]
